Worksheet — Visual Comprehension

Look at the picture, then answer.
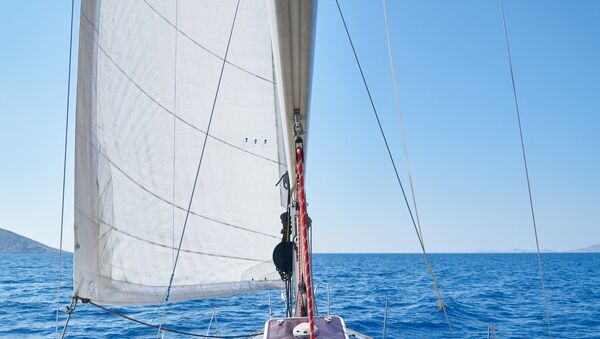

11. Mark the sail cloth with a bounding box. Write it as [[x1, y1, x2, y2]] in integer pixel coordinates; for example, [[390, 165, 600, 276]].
[[74, 0, 290, 305]]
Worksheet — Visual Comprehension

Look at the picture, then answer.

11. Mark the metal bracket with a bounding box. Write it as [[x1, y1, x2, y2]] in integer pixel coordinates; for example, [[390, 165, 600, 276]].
[[293, 110, 303, 136], [313, 282, 331, 316], [59, 296, 78, 339]]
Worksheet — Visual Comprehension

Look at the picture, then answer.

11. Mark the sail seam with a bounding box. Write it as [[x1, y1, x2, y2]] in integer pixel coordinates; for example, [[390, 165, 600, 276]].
[[81, 6, 273, 85], [142, 0, 274, 84], [93, 145, 280, 239], [97, 218, 270, 262], [171, 0, 178, 274], [80, 12, 283, 166]]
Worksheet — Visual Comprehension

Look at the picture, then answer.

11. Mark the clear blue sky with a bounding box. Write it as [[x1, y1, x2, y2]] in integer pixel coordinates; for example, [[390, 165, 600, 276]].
[[1, 1, 598, 253]]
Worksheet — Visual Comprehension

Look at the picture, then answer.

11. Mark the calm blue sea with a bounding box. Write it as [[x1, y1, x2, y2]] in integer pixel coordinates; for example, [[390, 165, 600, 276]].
[[1, 253, 599, 338]]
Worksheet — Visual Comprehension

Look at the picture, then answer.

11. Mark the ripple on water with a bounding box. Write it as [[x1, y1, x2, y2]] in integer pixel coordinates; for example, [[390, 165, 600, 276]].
[[1, 252, 599, 338]]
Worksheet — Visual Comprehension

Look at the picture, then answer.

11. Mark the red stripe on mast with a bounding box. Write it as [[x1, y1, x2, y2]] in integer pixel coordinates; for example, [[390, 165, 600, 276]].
[[296, 145, 315, 339]]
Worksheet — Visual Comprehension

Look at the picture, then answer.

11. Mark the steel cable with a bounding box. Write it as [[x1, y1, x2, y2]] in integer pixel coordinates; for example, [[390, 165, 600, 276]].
[[334, 0, 454, 336], [55, 0, 75, 337], [498, 1, 552, 337]]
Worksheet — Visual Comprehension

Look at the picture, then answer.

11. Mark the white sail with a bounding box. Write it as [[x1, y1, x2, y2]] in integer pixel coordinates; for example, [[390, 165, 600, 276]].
[[74, 0, 289, 305]]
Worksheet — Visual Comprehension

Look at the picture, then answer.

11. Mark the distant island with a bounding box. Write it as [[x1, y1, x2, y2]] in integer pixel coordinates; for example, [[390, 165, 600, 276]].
[[573, 244, 600, 252], [0, 228, 60, 253], [476, 245, 600, 254]]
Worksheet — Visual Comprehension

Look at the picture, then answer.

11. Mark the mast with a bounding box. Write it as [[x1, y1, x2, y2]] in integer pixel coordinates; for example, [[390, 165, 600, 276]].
[[267, 0, 317, 322]]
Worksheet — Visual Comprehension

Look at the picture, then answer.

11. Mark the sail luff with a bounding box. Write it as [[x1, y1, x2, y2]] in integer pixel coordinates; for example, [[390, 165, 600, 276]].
[[267, 0, 317, 181]]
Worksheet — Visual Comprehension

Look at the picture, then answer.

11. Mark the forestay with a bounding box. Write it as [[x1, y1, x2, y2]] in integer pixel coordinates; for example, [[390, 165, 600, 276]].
[[74, 0, 288, 305]]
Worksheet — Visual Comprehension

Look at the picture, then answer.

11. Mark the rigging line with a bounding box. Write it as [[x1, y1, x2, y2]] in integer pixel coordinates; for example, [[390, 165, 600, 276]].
[[82, 299, 262, 338], [334, 1, 454, 336], [55, 0, 75, 337], [382, 0, 425, 244], [381, 7, 423, 244], [155, 1, 241, 337], [498, 1, 552, 337]]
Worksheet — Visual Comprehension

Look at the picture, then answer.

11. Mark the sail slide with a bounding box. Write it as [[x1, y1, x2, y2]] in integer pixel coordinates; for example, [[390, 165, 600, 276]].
[[74, 0, 294, 305]]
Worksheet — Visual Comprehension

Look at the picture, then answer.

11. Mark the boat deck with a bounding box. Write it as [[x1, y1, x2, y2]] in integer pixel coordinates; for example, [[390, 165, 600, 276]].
[[258, 316, 372, 339]]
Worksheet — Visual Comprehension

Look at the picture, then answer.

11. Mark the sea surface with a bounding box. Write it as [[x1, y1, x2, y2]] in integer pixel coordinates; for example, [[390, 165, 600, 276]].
[[1, 253, 599, 338]]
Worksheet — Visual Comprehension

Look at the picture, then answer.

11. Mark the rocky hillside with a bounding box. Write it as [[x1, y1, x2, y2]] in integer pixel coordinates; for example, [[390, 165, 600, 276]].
[[0, 228, 59, 253]]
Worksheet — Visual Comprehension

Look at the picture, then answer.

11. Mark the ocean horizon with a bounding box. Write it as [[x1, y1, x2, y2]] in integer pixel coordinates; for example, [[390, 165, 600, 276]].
[[2, 252, 599, 338]]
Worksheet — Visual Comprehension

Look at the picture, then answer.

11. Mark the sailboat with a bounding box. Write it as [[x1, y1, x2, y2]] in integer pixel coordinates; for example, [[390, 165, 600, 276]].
[[55, 0, 552, 337], [62, 0, 371, 338]]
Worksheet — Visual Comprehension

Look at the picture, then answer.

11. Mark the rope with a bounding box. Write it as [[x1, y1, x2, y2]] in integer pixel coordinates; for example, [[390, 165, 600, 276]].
[[498, 1, 552, 337], [382, 0, 425, 244], [155, 1, 241, 336], [334, 1, 454, 336], [276, 172, 294, 318], [296, 145, 316, 339], [55, 0, 75, 337], [81, 299, 262, 338]]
